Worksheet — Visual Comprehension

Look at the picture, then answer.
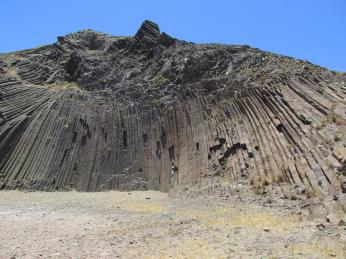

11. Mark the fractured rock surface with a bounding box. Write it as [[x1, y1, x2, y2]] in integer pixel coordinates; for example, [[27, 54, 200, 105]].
[[0, 20, 345, 199]]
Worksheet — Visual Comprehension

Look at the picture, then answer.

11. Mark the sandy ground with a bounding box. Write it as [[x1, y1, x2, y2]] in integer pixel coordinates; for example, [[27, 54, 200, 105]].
[[0, 188, 345, 258]]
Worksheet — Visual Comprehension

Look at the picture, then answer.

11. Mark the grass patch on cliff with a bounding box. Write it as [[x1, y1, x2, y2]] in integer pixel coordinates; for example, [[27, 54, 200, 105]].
[[46, 82, 81, 90], [316, 110, 346, 131], [3, 66, 21, 80], [151, 75, 168, 89]]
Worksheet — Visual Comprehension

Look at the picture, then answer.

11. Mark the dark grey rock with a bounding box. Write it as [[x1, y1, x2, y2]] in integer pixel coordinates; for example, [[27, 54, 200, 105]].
[[0, 20, 345, 199]]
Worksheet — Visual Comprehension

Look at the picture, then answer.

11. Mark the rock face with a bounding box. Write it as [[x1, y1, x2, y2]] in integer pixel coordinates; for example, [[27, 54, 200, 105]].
[[135, 20, 161, 40], [0, 21, 345, 199]]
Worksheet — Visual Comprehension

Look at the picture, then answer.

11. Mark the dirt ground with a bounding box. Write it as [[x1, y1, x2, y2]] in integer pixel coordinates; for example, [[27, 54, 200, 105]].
[[0, 187, 345, 258]]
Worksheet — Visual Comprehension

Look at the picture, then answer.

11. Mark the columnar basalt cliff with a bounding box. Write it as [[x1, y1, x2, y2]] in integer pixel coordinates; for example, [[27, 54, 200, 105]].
[[0, 21, 345, 202]]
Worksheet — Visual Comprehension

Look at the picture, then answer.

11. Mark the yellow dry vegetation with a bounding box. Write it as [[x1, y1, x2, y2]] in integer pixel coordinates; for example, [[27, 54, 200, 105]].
[[176, 205, 300, 232], [1, 191, 345, 258], [289, 240, 346, 258], [118, 200, 165, 214], [144, 237, 225, 259], [0, 190, 168, 212], [3, 66, 21, 80]]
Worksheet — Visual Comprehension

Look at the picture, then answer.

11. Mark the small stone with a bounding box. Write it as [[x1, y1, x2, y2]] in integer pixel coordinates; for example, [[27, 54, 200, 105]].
[[341, 180, 346, 193], [264, 228, 270, 232], [316, 223, 325, 230], [326, 214, 339, 224], [145, 197, 150, 200], [338, 219, 346, 226], [297, 186, 306, 194]]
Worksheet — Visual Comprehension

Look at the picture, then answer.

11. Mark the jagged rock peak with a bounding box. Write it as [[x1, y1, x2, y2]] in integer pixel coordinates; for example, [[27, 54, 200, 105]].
[[135, 20, 161, 40]]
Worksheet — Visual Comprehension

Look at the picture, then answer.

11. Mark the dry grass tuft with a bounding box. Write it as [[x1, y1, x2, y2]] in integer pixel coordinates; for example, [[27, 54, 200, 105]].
[[3, 66, 21, 80]]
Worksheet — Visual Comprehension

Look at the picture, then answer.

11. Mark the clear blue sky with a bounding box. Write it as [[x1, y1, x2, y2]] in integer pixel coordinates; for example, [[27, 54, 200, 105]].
[[1, 0, 345, 71]]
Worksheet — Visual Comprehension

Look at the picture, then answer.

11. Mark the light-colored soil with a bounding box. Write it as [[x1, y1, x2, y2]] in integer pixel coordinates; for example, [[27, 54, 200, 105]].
[[0, 189, 345, 258]]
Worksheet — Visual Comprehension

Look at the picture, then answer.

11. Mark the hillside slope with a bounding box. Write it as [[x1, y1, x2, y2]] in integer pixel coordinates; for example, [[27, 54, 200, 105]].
[[0, 21, 345, 203]]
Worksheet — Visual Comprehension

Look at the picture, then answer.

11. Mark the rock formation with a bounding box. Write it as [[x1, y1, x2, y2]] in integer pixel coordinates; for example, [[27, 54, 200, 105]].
[[0, 21, 345, 203]]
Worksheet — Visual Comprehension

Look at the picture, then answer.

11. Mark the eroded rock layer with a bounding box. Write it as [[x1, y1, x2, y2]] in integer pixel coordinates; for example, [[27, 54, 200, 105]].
[[0, 21, 345, 199]]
